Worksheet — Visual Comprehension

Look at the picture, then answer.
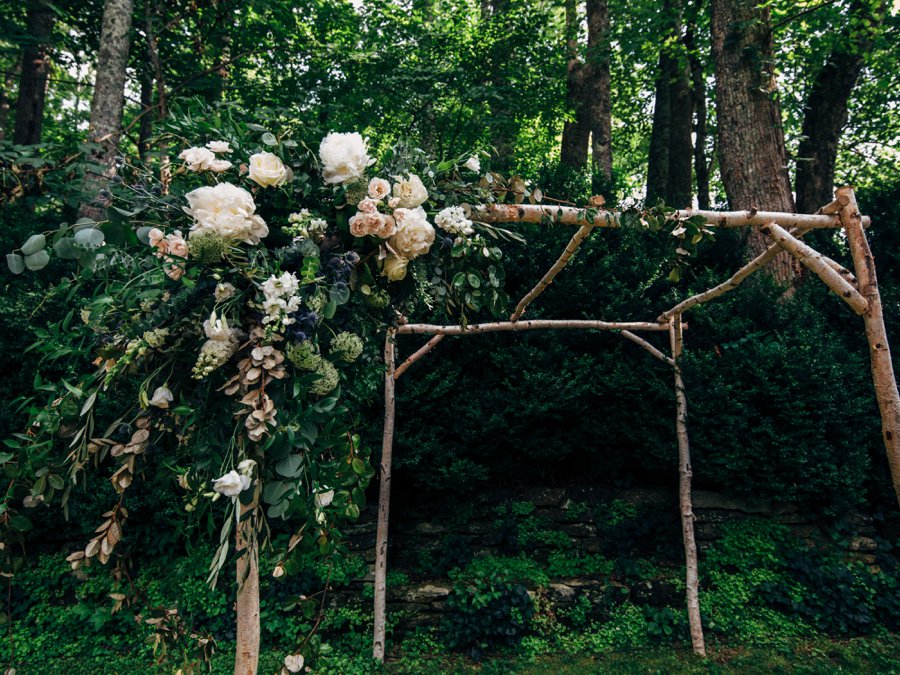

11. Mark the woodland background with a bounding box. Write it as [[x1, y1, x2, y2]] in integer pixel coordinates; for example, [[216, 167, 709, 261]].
[[0, 0, 899, 671]]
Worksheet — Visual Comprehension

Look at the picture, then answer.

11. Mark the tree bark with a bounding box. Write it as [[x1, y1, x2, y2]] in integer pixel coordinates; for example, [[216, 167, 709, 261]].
[[647, 1, 692, 208], [710, 0, 796, 280], [685, 0, 710, 209], [586, 0, 612, 191], [669, 314, 706, 657], [795, 0, 887, 214], [235, 487, 260, 675], [373, 330, 396, 662], [80, 0, 134, 219], [0, 57, 20, 141], [12, 0, 55, 146], [560, 0, 590, 169], [837, 187, 900, 507]]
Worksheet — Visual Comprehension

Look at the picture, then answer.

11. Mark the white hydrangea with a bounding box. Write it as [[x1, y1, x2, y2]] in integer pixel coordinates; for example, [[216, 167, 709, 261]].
[[319, 132, 371, 185], [183, 183, 269, 245], [390, 207, 435, 259], [435, 206, 474, 236]]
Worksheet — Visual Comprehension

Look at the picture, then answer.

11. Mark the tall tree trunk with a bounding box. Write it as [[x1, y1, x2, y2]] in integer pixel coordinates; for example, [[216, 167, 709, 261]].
[[13, 0, 55, 146], [560, 0, 590, 169], [711, 0, 796, 281], [684, 2, 710, 209], [586, 0, 612, 192], [648, 2, 692, 207], [80, 0, 135, 219], [795, 0, 887, 214]]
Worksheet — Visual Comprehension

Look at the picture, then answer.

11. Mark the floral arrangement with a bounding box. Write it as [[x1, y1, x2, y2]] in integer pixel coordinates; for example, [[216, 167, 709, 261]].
[[1, 117, 536, 647]]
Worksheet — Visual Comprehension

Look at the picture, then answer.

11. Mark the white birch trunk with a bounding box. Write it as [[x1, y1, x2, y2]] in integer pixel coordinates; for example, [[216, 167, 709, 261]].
[[373, 330, 397, 661], [669, 315, 706, 656], [837, 187, 900, 506], [235, 488, 260, 675]]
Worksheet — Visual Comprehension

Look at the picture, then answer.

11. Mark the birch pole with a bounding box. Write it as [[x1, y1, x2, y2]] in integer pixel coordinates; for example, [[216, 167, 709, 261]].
[[759, 222, 868, 314], [373, 330, 397, 661], [669, 315, 706, 656], [837, 187, 900, 506], [234, 485, 260, 675]]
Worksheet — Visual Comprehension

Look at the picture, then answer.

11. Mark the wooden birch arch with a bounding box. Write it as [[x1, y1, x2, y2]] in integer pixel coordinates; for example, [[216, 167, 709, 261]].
[[372, 187, 899, 662]]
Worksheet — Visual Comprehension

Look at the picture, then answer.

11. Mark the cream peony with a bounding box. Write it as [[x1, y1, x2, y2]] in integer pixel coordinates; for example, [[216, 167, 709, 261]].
[[212, 470, 250, 497], [464, 156, 481, 172], [390, 207, 434, 259], [319, 132, 370, 185], [368, 177, 391, 200], [382, 254, 409, 281], [392, 174, 429, 208], [248, 152, 291, 188], [183, 183, 269, 244], [206, 140, 232, 154], [178, 146, 216, 171]]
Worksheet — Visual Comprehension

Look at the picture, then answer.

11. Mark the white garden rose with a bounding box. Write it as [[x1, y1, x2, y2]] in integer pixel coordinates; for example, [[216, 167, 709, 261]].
[[248, 152, 291, 188], [183, 183, 269, 244], [283, 653, 305, 673], [208, 159, 233, 173], [206, 140, 232, 154], [464, 156, 481, 172], [392, 174, 429, 208], [319, 132, 370, 185], [390, 207, 434, 259], [212, 470, 250, 497], [382, 254, 409, 281], [148, 386, 174, 409], [368, 177, 391, 200], [178, 146, 216, 171], [349, 211, 396, 239], [357, 197, 378, 214]]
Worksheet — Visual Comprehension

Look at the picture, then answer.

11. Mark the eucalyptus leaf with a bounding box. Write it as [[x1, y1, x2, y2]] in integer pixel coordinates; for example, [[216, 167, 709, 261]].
[[53, 238, 80, 260], [21, 234, 46, 256], [6, 254, 24, 275], [24, 250, 50, 271]]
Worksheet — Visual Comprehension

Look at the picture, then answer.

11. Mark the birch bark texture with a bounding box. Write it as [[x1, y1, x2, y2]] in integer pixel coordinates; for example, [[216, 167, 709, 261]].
[[838, 187, 900, 507], [235, 487, 261, 675], [669, 315, 706, 656]]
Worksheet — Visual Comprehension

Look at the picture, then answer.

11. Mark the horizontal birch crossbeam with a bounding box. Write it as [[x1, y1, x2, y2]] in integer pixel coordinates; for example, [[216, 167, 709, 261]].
[[465, 203, 870, 229], [397, 320, 671, 336], [760, 222, 868, 315]]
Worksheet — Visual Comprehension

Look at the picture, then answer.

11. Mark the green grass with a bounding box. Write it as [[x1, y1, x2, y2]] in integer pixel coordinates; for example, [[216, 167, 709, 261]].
[[11, 635, 898, 674]]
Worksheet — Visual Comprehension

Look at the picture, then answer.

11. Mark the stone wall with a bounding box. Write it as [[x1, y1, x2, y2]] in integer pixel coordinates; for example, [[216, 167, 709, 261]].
[[330, 486, 883, 629]]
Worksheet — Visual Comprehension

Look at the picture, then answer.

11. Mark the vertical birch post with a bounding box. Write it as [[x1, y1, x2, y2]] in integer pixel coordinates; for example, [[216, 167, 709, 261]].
[[235, 486, 260, 675], [669, 315, 706, 657], [837, 187, 900, 507], [373, 329, 396, 662]]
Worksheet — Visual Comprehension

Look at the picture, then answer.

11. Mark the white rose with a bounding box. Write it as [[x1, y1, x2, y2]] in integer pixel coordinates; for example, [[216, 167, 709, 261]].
[[208, 159, 233, 173], [464, 156, 481, 172], [388, 197, 401, 209], [368, 177, 391, 200], [390, 207, 435, 259], [206, 140, 232, 154], [358, 197, 378, 214], [319, 132, 370, 185], [212, 470, 250, 497], [392, 174, 429, 208], [184, 183, 269, 244], [178, 146, 216, 171], [382, 254, 409, 281], [248, 152, 291, 188], [148, 386, 173, 409]]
